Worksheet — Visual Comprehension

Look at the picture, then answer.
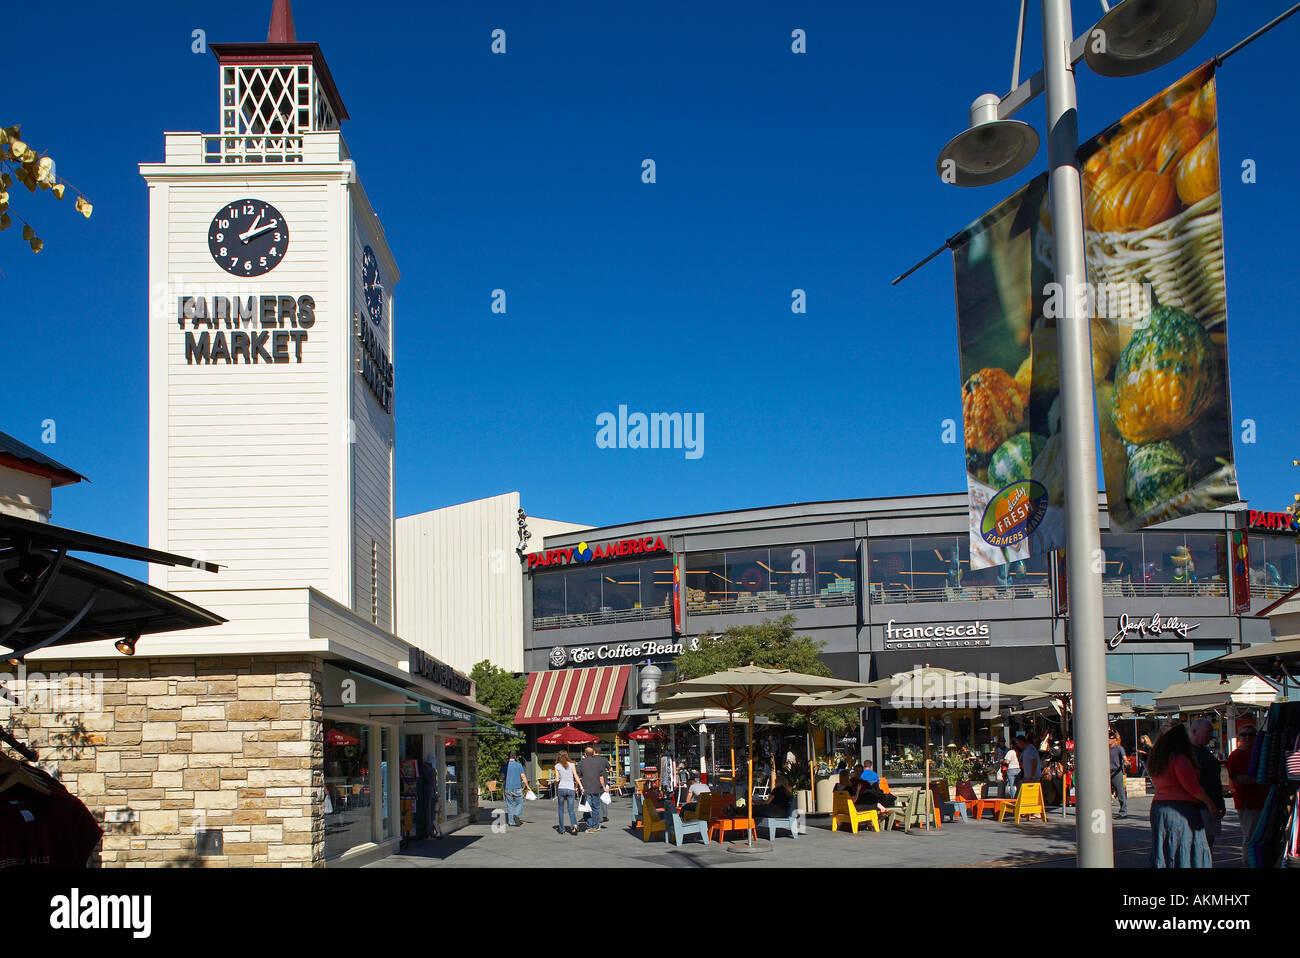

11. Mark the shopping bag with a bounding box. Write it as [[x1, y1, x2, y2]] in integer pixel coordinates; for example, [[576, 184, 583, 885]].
[[577, 797, 592, 814], [600, 790, 612, 805], [525, 789, 537, 801]]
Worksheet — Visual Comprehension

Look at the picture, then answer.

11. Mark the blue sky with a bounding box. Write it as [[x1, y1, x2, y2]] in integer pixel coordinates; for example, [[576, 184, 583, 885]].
[[6, 0, 1299, 572]]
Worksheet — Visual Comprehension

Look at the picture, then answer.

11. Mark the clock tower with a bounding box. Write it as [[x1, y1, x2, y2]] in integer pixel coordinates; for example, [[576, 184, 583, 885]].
[[140, 0, 399, 631]]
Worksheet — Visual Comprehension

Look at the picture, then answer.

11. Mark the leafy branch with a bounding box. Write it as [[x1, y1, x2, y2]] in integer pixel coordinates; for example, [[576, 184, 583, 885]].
[[1, 124, 93, 253]]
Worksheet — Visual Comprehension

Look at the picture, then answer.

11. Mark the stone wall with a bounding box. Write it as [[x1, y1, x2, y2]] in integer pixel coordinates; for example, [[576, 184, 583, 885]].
[[11, 654, 324, 867]]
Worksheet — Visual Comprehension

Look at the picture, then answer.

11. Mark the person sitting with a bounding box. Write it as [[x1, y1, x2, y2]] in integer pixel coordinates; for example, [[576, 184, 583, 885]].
[[680, 772, 710, 811], [833, 771, 852, 792], [753, 774, 795, 821], [850, 774, 897, 815], [858, 759, 880, 786]]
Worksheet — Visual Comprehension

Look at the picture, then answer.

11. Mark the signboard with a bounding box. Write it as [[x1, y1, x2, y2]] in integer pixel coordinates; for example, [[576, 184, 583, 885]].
[[527, 535, 668, 569], [1108, 612, 1200, 650], [1231, 528, 1251, 615], [883, 619, 992, 650], [408, 648, 472, 697], [1248, 510, 1300, 533], [179, 294, 314, 365], [548, 637, 698, 667], [1079, 62, 1239, 530], [950, 173, 1066, 571]]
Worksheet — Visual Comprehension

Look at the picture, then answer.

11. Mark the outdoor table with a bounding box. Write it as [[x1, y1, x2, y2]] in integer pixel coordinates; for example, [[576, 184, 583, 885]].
[[972, 796, 1015, 821], [708, 815, 757, 844]]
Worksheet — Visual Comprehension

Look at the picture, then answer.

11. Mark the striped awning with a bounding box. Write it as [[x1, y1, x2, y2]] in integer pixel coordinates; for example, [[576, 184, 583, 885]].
[[514, 666, 630, 726]]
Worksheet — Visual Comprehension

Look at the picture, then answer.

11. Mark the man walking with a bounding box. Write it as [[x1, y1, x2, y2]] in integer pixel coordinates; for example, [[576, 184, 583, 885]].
[[502, 749, 529, 828], [1108, 729, 1128, 819], [1225, 723, 1267, 865], [1016, 733, 1040, 787], [1189, 718, 1225, 850], [576, 746, 607, 833]]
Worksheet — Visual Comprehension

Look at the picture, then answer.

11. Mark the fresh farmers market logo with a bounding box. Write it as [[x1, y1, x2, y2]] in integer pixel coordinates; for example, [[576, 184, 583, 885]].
[[1109, 612, 1200, 650], [981, 480, 1048, 548], [527, 536, 668, 568]]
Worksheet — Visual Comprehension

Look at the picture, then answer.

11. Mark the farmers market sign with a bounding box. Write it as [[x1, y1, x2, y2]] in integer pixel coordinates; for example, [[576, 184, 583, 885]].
[[1108, 612, 1200, 650]]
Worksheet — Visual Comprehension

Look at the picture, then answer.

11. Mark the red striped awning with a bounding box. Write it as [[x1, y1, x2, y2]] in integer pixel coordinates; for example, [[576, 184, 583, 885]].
[[514, 666, 630, 726]]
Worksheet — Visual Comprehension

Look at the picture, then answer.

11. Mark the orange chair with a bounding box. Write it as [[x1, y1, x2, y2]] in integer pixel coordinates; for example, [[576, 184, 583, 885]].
[[831, 790, 880, 834]]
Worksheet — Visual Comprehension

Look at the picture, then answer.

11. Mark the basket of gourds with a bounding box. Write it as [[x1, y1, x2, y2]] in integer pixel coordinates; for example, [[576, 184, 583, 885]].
[[1078, 79, 1223, 333]]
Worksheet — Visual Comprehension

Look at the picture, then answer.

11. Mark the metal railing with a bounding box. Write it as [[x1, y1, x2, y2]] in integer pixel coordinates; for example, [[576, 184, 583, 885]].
[[1100, 581, 1227, 599], [687, 590, 856, 617], [533, 605, 671, 631], [870, 584, 1049, 604]]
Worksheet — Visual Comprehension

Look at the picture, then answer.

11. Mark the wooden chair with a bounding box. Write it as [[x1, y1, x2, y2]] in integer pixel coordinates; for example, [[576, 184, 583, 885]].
[[682, 791, 712, 822], [762, 810, 803, 840], [953, 782, 981, 820], [483, 780, 501, 801], [665, 809, 709, 847], [641, 798, 668, 842], [831, 790, 879, 834], [998, 782, 1047, 823]]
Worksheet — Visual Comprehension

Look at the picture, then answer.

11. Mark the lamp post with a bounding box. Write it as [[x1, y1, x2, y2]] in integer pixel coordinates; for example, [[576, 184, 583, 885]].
[[934, 0, 1216, 867]]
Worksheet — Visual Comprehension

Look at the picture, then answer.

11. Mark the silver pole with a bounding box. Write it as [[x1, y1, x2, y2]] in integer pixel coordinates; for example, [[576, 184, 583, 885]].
[[1040, 0, 1113, 868]]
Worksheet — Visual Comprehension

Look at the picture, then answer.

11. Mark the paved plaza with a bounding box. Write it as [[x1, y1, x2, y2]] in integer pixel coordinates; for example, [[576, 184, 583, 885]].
[[368, 794, 1248, 868]]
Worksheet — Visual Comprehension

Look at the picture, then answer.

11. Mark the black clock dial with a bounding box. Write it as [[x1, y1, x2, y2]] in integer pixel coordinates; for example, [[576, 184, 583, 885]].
[[362, 245, 384, 325], [208, 199, 289, 277]]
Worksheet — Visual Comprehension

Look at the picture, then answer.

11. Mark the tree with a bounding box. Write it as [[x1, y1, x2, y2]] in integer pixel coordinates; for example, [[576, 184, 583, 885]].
[[672, 614, 857, 736], [1, 125, 92, 253], [468, 660, 525, 790]]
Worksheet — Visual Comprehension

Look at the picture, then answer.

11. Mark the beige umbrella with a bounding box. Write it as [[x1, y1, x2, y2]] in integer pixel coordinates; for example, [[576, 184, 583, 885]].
[[658, 666, 864, 849], [773, 688, 877, 806], [859, 666, 1021, 805]]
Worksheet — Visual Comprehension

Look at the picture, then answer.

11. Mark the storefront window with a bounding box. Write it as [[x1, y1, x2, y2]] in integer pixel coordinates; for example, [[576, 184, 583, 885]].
[[687, 542, 857, 616], [565, 566, 603, 615], [324, 720, 372, 861], [533, 571, 566, 619], [879, 709, 999, 779], [641, 557, 674, 613], [380, 727, 393, 840], [869, 536, 1047, 603], [814, 540, 858, 601], [532, 559, 675, 627], [1115, 530, 1228, 597], [726, 549, 771, 602], [443, 738, 465, 819], [1101, 533, 1144, 595], [1250, 534, 1298, 600]]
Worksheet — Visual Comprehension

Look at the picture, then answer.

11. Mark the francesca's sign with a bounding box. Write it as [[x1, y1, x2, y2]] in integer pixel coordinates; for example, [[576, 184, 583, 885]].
[[1248, 510, 1299, 532], [179, 294, 315, 364], [549, 637, 698, 667], [527, 536, 668, 569], [884, 619, 991, 649], [1108, 612, 1200, 650]]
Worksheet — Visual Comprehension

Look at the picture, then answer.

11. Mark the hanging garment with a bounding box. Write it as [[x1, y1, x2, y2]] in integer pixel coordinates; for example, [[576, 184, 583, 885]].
[[0, 765, 102, 868]]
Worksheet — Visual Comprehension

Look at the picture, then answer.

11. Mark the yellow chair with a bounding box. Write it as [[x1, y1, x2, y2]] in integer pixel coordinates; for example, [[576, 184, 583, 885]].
[[998, 781, 1047, 823], [831, 790, 880, 834], [642, 798, 668, 842]]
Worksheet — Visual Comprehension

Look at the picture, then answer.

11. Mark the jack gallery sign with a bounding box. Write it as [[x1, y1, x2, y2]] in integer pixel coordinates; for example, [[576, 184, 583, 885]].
[[1108, 612, 1200, 650], [527, 536, 668, 568]]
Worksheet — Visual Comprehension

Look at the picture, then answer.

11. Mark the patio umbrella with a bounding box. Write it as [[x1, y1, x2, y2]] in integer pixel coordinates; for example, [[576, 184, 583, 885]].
[[773, 689, 877, 808], [537, 724, 598, 746], [626, 726, 660, 742], [325, 728, 360, 748], [859, 666, 1020, 806], [1183, 638, 1300, 697], [658, 666, 865, 850]]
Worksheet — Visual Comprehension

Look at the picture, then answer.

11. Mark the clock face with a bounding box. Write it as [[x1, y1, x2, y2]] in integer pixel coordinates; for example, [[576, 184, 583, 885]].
[[207, 199, 289, 277], [362, 245, 384, 325]]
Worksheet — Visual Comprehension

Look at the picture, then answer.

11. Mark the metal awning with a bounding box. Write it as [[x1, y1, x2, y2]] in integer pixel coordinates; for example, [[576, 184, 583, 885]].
[[327, 668, 516, 737], [1, 516, 224, 659], [514, 665, 630, 725]]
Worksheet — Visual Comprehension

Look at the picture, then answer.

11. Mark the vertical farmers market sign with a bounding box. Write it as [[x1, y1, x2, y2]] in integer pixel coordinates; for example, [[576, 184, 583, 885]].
[[1079, 62, 1239, 530], [951, 173, 1066, 570]]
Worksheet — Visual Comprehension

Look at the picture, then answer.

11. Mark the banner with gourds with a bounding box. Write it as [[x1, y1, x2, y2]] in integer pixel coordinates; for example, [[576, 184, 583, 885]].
[[1079, 61, 1238, 531], [952, 62, 1238, 570]]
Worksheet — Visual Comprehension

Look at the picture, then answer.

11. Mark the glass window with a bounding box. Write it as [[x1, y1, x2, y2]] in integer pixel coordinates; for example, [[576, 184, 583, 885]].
[[1141, 532, 1185, 586], [381, 727, 393, 840], [600, 564, 641, 611], [769, 543, 816, 600], [533, 572, 566, 619], [1184, 533, 1225, 585], [813, 541, 857, 602], [869, 538, 913, 602], [642, 557, 674, 613], [443, 738, 464, 819], [686, 552, 728, 609], [1101, 533, 1143, 595], [324, 720, 372, 860], [1251, 535, 1298, 599], [909, 536, 962, 602], [726, 549, 771, 598], [565, 566, 603, 615]]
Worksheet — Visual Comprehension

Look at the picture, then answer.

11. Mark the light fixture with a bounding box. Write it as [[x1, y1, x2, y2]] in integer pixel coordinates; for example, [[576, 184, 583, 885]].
[[936, 93, 1039, 187], [1084, 0, 1217, 78], [3, 547, 50, 596], [115, 632, 140, 656]]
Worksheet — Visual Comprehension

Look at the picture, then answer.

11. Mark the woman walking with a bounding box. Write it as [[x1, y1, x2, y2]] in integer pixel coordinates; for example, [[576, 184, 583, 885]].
[[553, 750, 580, 836], [1148, 724, 1216, 868]]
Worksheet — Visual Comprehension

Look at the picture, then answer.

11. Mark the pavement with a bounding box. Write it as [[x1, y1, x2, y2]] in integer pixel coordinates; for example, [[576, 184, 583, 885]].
[[366, 793, 1249, 868]]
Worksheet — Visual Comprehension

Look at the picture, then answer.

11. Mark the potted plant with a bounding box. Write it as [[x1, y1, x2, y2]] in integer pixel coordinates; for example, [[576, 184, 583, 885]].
[[789, 763, 814, 814]]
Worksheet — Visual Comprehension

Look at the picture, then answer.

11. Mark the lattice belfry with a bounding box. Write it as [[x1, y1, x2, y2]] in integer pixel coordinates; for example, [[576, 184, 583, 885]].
[[212, 62, 340, 163]]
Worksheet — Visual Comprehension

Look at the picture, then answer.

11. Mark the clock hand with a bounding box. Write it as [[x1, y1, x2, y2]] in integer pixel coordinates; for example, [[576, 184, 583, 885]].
[[237, 214, 262, 242], [240, 219, 280, 243]]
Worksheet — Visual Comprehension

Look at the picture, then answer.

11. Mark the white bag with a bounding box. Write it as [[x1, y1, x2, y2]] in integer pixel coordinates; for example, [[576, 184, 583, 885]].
[[577, 797, 592, 814], [525, 790, 537, 801], [600, 790, 612, 806]]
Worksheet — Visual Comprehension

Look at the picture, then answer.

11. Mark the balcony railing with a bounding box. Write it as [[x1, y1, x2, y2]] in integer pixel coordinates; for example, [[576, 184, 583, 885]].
[[1100, 580, 1227, 599], [870, 584, 1049, 604], [687, 590, 856, 618], [533, 605, 671, 631]]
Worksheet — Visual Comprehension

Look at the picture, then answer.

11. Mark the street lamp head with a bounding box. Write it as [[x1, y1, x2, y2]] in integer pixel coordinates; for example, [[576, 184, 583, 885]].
[[1084, 0, 1216, 78], [936, 94, 1039, 187]]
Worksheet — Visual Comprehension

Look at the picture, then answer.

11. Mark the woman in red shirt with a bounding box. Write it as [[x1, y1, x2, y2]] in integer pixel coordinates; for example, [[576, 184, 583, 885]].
[[1148, 724, 1216, 867]]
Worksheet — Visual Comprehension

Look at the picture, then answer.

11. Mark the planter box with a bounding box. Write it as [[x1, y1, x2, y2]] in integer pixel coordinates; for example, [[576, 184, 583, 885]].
[[1125, 777, 1149, 797]]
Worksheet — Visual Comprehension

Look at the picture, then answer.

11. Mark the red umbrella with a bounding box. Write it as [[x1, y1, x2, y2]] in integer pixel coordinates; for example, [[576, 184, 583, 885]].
[[537, 724, 598, 746], [443, 737, 456, 747], [325, 728, 360, 747], [627, 726, 660, 742]]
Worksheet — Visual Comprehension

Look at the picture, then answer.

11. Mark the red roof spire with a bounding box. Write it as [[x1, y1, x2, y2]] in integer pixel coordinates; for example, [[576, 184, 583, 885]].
[[267, 0, 297, 43]]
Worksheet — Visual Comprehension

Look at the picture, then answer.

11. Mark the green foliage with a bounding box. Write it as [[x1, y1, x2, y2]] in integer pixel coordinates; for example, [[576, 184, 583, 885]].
[[0, 124, 93, 253], [468, 660, 525, 792], [672, 615, 856, 733], [936, 749, 976, 787]]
